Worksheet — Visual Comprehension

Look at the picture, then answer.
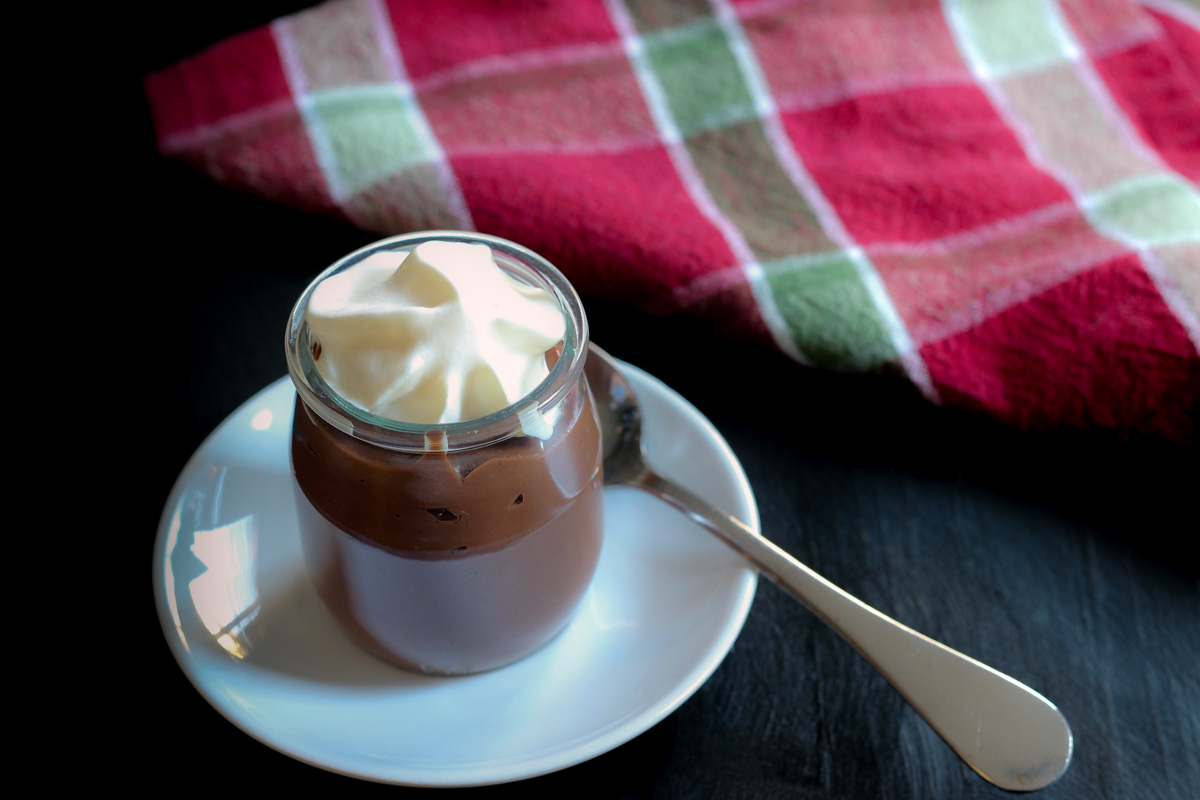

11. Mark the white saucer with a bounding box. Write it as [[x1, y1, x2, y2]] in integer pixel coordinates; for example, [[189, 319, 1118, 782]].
[[153, 361, 759, 787]]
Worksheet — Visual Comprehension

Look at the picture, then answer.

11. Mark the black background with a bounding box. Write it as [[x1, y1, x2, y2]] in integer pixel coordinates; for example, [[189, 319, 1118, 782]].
[[107, 3, 1198, 797]]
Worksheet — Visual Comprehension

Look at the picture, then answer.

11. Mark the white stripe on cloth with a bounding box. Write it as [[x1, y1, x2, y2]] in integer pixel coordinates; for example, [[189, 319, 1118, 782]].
[[944, 0, 1200, 352], [273, 15, 346, 201], [605, 0, 808, 365], [711, 0, 936, 399], [271, 2, 474, 231], [367, 0, 475, 231]]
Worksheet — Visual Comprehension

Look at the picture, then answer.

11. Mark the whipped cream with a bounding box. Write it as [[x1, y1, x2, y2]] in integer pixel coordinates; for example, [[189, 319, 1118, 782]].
[[306, 240, 566, 427]]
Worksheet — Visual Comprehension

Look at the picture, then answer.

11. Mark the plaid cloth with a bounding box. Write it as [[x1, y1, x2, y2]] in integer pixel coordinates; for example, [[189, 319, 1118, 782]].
[[145, 0, 1200, 442]]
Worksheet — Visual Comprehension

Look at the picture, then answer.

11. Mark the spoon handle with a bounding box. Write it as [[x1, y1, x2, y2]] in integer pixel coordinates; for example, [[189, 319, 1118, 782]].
[[629, 468, 1072, 793]]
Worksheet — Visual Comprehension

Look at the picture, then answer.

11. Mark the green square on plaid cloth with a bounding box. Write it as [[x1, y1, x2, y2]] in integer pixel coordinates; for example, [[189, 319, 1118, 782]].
[[765, 252, 898, 370], [626, 0, 714, 34], [951, 0, 1073, 75], [645, 21, 756, 137], [1088, 176, 1200, 246], [311, 88, 436, 196]]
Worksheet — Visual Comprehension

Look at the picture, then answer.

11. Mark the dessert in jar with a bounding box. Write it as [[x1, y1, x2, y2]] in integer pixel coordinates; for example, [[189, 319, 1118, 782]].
[[285, 231, 604, 675]]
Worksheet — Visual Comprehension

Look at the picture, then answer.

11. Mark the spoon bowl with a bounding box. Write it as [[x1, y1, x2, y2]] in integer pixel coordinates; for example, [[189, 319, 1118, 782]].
[[584, 343, 1073, 793]]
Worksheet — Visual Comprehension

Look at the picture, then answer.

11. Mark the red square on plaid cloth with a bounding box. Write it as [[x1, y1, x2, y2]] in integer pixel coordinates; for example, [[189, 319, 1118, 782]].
[[1058, 0, 1159, 52], [870, 203, 1131, 347], [742, 0, 970, 106], [923, 253, 1200, 438], [781, 85, 1073, 243], [1091, 30, 1200, 182], [385, 0, 619, 80], [420, 51, 656, 153], [452, 146, 740, 302], [146, 26, 293, 139]]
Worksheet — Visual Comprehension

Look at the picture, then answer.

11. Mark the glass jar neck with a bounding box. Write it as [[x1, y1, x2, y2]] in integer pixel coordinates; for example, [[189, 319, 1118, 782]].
[[285, 231, 588, 453]]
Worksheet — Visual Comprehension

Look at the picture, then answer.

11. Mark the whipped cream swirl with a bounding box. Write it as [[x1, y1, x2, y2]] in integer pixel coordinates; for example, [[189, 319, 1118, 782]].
[[306, 240, 565, 426]]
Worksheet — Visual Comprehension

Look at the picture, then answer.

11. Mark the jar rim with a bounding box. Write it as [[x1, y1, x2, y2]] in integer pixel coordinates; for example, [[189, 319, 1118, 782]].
[[285, 231, 589, 453]]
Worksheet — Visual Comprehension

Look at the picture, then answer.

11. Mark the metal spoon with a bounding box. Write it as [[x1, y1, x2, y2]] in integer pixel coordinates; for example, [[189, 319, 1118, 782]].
[[584, 343, 1072, 792]]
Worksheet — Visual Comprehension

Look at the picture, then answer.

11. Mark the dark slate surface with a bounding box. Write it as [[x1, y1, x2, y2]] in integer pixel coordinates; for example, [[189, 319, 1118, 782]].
[[119, 6, 1198, 797]]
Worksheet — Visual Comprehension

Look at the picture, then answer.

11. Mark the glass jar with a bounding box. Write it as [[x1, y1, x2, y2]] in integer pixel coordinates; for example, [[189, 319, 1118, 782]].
[[285, 231, 604, 675]]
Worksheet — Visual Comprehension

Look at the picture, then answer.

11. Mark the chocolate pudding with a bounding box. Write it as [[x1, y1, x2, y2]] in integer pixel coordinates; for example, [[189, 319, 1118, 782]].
[[291, 379, 603, 674], [285, 232, 604, 675]]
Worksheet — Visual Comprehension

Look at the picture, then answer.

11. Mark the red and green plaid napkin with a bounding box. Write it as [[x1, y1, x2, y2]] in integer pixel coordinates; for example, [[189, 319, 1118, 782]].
[[145, 0, 1200, 441]]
